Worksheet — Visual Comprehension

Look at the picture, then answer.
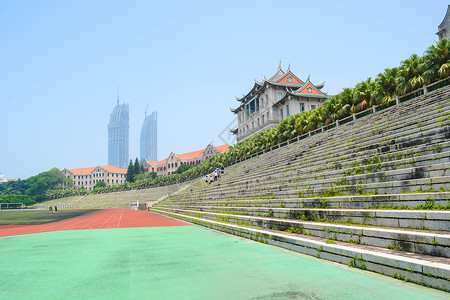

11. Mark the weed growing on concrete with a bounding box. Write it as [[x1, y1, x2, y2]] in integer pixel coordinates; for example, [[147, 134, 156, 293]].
[[386, 241, 403, 251], [285, 225, 303, 234]]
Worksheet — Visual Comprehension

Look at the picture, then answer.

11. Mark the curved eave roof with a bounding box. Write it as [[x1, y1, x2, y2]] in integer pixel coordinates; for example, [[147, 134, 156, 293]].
[[231, 104, 244, 113], [272, 92, 328, 107], [439, 5, 450, 28], [267, 68, 285, 82], [237, 82, 263, 103], [294, 93, 328, 98], [265, 81, 304, 88]]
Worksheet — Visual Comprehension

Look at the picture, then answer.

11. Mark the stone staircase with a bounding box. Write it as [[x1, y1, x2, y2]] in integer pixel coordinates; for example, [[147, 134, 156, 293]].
[[152, 86, 450, 291]]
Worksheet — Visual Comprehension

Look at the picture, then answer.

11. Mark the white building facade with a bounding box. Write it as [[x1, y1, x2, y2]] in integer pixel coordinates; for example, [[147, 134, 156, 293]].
[[63, 165, 127, 191], [231, 65, 328, 142], [143, 144, 229, 176]]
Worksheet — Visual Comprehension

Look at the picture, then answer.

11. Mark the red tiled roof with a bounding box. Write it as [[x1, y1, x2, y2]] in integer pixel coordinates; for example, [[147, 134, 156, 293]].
[[100, 165, 127, 174], [145, 144, 230, 167], [176, 149, 205, 160], [295, 82, 325, 95], [276, 70, 304, 85], [145, 158, 167, 166], [66, 167, 96, 175], [66, 165, 127, 175], [214, 144, 230, 153]]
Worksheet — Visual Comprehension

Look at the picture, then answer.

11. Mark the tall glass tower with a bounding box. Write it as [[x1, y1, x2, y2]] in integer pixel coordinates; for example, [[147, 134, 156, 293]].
[[140, 111, 157, 161], [108, 96, 129, 169]]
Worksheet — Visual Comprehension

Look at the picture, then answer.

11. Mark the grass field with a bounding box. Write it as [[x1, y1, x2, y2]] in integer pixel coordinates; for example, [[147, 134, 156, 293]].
[[0, 209, 100, 225]]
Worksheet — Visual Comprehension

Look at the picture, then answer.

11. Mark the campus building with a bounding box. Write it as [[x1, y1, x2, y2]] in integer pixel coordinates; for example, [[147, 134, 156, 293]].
[[108, 96, 129, 169], [62, 165, 127, 191], [230, 64, 328, 142], [0, 173, 7, 184], [140, 111, 157, 161], [437, 5, 450, 40], [143, 144, 230, 176]]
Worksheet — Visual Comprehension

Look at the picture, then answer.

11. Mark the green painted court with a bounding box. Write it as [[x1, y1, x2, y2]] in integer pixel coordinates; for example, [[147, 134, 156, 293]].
[[0, 224, 447, 299]]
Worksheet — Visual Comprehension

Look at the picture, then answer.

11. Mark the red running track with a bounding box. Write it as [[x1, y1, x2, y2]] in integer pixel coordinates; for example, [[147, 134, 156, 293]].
[[0, 208, 190, 237]]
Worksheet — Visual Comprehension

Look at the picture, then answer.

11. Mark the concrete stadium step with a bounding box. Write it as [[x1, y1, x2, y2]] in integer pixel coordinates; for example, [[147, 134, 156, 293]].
[[160, 192, 450, 210], [151, 209, 450, 292], [172, 175, 450, 203], [177, 126, 450, 200], [156, 207, 450, 258], [221, 101, 449, 178], [184, 160, 450, 201], [161, 206, 450, 231], [206, 126, 450, 190]]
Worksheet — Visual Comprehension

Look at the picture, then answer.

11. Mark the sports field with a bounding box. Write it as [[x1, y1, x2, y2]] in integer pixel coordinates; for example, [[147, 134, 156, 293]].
[[0, 209, 447, 299], [0, 209, 100, 225]]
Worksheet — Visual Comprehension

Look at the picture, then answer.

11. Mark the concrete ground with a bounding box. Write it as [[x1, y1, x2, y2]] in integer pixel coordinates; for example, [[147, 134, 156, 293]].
[[1, 224, 447, 299]]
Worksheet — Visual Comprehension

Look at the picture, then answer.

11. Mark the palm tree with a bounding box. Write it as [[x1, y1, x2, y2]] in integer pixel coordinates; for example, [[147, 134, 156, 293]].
[[424, 39, 450, 82], [375, 67, 399, 105], [397, 54, 426, 95], [352, 78, 376, 111]]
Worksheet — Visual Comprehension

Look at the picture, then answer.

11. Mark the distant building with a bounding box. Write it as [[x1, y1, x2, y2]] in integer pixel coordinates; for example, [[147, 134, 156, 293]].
[[108, 95, 129, 169], [230, 64, 328, 142], [140, 111, 157, 161], [143, 144, 230, 176], [437, 5, 450, 40], [62, 165, 127, 191], [0, 173, 7, 184]]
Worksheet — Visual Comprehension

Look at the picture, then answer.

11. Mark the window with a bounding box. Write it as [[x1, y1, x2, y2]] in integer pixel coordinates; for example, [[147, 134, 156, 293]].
[[256, 98, 260, 111], [278, 93, 282, 100], [280, 108, 284, 119], [265, 95, 268, 106], [252, 121, 254, 129], [286, 105, 289, 116], [262, 115, 265, 124], [249, 99, 256, 114], [307, 87, 312, 93], [267, 112, 269, 120], [300, 103, 305, 112], [311, 105, 316, 110], [288, 77, 293, 83], [257, 118, 260, 126]]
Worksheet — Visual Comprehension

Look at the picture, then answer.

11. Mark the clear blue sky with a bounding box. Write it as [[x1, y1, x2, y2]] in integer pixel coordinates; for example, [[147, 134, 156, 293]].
[[0, 0, 448, 179]]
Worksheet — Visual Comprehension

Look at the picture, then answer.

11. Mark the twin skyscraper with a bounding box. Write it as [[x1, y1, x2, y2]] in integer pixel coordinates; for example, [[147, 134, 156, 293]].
[[107, 95, 157, 169]]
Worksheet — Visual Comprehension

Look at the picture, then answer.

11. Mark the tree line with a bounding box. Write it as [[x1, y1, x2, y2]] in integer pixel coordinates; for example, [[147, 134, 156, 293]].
[[0, 168, 71, 204]]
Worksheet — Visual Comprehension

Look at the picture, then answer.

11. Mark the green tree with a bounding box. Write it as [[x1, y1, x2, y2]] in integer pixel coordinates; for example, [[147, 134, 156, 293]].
[[174, 163, 193, 174], [0, 168, 69, 202], [375, 67, 399, 104], [134, 158, 141, 177], [93, 181, 107, 190], [126, 160, 135, 183], [424, 38, 450, 82], [397, 53, 426, 95]]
